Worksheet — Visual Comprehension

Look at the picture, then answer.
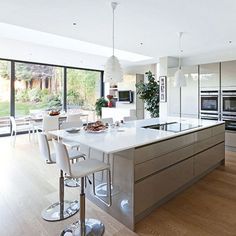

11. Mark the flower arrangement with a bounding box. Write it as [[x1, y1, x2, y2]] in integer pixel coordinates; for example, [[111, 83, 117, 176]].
[[106, 95, 113, 107], [106, 95, 113, 101]]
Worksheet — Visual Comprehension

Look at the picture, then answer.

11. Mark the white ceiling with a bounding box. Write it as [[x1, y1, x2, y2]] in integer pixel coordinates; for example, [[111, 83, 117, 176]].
[[1, 0, 236, 67]]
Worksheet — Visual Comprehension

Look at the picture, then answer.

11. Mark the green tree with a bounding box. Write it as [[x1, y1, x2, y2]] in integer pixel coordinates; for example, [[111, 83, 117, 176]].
[[67, 69, 99, 109], [0, 61, 10, 80]]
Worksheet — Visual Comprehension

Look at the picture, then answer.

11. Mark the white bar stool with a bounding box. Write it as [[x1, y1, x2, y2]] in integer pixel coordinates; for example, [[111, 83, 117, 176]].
[[53, 140, 112, 236], [38, 133, 85, 221]]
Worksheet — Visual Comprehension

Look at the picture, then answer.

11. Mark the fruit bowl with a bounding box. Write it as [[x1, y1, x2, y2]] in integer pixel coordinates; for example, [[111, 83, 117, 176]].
[[49, 110, 60, 116]]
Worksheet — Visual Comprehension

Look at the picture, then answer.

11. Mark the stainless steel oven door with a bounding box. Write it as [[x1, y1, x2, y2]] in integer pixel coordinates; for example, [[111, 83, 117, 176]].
[[200, 95, 219, 113], [222, 117, 236, 131], [222, 95, 236, 115]]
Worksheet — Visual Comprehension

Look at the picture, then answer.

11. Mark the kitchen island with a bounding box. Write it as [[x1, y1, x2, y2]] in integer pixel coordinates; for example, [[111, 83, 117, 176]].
[[51, 117, 225, 231]]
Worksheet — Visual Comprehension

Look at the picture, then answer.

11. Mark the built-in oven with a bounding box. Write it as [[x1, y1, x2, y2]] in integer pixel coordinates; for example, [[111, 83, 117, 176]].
[[222, 90, 236, 116], [221, 90, 236, 131], [200, 90, 219, 120], [222, 114, 236, 131]]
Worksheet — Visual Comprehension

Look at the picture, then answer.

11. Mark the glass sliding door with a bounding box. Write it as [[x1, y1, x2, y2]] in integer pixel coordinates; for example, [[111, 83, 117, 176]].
[[67, 68, 101, 122], [0, 58, 103, 137], [15, 62, 63, 118], [0, 60, 11, 135]]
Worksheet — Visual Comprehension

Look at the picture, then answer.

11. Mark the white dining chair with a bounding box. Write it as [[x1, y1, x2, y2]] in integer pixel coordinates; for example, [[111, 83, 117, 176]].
[[123, 116, 137, 122], [9, 116, 33, 146], [66, 113, 81, 122], [35, 115, 59, 140], [53, 140, 111, 235], [101, 117, 113, 125]]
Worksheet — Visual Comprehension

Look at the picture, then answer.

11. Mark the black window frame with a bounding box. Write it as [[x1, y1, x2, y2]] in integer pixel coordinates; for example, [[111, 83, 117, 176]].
[[0, 57, 104, 137]]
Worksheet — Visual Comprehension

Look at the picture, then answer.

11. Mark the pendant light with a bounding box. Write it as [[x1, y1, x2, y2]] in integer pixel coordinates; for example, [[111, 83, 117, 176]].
[[104, 2, 123, 85], [174, 32, 186, 87]]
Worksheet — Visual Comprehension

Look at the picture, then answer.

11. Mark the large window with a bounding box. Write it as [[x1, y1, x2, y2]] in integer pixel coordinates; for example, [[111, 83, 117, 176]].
[[0, 60, 11, 135], [0, 58, 103, 136], [67, 68, 101, 121], [15, 62, 63, 116]]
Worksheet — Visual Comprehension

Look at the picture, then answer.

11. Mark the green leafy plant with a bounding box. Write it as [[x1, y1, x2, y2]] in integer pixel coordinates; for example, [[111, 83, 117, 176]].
[[15, 89, 29, 102], [95, 97, 108, 117], [136, 71, 159, 118]]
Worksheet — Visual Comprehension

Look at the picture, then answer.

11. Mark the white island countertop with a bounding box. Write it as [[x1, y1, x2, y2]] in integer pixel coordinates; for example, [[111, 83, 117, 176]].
[[50, 117, 224, 154]]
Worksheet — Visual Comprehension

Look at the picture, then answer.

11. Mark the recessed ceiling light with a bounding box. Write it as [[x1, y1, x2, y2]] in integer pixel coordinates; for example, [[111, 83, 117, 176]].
[[229, 40, 232, 44], [73, 22, 77, 26], [140, 42, 143, 46]]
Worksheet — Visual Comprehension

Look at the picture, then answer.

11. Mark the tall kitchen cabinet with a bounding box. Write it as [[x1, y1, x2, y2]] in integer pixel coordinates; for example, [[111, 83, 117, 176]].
[[199, 63, 220, 120], [167, 65, 198, 118], [200, 63, 220, 90], [221, 61, 236, 150]]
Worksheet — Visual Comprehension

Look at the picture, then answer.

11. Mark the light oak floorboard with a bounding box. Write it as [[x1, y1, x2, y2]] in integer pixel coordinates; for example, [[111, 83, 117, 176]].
[[1, 135, 236, 235], [0, 135, 137, 236], [136, 151, 236, 236]]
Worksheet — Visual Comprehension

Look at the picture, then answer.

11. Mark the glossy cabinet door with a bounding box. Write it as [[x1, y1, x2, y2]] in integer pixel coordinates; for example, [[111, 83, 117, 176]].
[[167, 67, 180, 116], [181, 66, 199, 117], [221, 60, 236, 90], [200, 63, 220, 90], [167, 65, 198, 118]]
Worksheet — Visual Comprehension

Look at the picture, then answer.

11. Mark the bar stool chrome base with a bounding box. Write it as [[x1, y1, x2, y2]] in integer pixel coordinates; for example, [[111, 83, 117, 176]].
[[60, 218, 105, 236], [64, 178, 80, 188], [41, 200, 79, 221], [95, 183, 119, 197]]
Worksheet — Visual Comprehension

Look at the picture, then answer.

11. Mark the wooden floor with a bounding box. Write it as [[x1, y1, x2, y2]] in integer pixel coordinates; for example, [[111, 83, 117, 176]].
[[1, 135, 236, 236]]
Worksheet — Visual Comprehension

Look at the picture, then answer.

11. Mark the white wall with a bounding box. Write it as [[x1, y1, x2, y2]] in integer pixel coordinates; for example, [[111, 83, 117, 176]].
[[124, 64, 157, 76]]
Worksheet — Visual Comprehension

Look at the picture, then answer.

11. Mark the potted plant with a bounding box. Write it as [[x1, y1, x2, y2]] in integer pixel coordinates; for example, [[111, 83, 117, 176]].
[[136, 71, 159, 118], [95, 97, 108, 118]]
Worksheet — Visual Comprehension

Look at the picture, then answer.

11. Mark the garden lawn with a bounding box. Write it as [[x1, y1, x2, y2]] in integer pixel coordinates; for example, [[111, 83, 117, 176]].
[[0, 101, 47, 116]]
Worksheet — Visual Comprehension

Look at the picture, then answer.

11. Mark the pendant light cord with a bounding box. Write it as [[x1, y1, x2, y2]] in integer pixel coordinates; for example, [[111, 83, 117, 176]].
[[112, 3, 115, 56], [178, 32, 183, 69]]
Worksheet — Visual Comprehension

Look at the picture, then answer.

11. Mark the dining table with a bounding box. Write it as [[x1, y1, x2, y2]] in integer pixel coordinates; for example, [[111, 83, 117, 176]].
[[25, 112, 89, 142]]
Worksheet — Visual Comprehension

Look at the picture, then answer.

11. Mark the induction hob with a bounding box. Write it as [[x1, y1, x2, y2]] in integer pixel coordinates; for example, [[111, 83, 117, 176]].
[[143, 122, 202, 133]]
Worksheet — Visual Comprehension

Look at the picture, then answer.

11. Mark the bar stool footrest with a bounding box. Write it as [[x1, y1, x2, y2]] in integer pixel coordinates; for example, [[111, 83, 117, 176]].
[[41, 200, 79, 221], [64, 178, 80, 188]]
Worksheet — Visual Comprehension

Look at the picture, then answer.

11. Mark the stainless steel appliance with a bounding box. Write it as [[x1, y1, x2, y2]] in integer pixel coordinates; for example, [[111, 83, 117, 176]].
[[222, 115, 236, 131], [200, 90, 220, 120], [222, 90, 236, 131], [222, 90, 236, 115]]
